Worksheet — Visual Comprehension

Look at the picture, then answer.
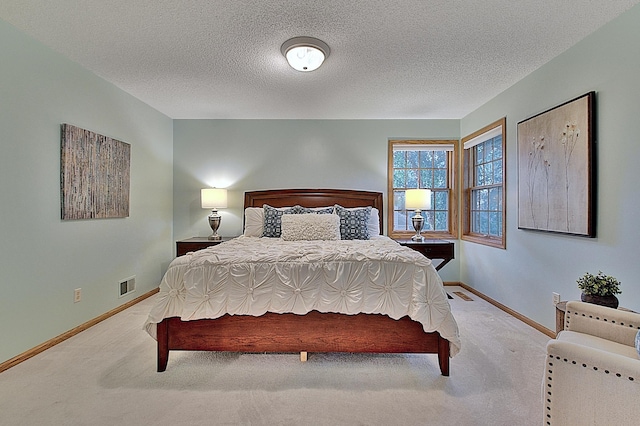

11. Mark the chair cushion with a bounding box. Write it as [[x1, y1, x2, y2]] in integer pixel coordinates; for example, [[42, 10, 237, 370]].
[[558, 330, 639, 359]]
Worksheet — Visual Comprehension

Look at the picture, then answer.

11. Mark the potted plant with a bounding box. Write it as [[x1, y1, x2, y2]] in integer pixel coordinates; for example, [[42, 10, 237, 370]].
[[576, 271, 621, 308]]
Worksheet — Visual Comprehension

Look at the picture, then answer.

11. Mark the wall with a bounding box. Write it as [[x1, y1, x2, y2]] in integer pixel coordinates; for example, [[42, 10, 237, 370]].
[[0, 19, 174, 364], [173, 119, 460, 281], [460, 4, 640, 329]]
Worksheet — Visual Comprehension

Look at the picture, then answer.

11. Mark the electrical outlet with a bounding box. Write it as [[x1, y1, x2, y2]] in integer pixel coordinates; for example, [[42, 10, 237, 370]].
[[552, 292, 561, 306], [74, 288, 82, 303]]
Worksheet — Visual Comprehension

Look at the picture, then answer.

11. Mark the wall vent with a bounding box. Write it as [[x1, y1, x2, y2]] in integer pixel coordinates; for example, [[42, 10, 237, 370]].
[[118, 276, 136, 298]]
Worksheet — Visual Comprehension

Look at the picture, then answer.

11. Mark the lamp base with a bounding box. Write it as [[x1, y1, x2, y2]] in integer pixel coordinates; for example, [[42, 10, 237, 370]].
[[208, 211, 222, 241], [411, 211, 425, 242]]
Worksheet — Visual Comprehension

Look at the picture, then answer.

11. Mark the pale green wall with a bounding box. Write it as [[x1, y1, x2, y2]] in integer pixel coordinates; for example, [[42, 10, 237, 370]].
[[460, 4, 640, 329], [0, 19, 174, 364], [172, 119, 460, 282], [4, 3, 639, 365]]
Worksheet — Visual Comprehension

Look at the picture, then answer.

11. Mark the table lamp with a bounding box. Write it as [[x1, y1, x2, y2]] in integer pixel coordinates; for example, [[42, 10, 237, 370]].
[[405, 189, 432, 241], [201, 188, 228, 240]]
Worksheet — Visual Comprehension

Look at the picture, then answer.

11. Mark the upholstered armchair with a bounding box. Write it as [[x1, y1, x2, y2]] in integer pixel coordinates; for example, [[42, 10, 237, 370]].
[[544, 301, 640, 425]]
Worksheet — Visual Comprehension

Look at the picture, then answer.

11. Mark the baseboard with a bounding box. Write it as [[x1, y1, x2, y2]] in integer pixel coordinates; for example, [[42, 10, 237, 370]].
[[0, 288, 159, 374], [448, 282, 555, 338], [1, 281, 555, 373]]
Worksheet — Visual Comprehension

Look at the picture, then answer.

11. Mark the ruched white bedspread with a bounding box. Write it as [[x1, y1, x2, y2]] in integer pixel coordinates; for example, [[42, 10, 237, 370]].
[[144, 236, 460, 356]]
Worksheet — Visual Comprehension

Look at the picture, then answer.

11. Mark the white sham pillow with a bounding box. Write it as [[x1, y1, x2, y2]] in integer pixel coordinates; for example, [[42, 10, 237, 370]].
[[243, 207, 264, 237], [280, 213, 341, 241]]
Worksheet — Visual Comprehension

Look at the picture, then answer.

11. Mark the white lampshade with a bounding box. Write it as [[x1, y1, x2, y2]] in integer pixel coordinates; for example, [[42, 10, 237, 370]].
[[281, 37, 330, 72], [405, 189, 432, 210], [201, 188, 228, 209]]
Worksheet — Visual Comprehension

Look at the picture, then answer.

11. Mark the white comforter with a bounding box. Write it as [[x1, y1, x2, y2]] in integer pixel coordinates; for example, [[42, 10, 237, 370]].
[[144, 236, 460, 356]]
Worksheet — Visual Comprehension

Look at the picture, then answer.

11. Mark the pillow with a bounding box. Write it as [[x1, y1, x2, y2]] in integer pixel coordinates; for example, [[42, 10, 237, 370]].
[[243, 207, 264, 237], [262, 205, 296, 238], [636, 330, 640, 359], [293, 206, 335, 214], [368, 207, 380, 236], [281, 213, 341, 241], [335, 205, 371, 240]]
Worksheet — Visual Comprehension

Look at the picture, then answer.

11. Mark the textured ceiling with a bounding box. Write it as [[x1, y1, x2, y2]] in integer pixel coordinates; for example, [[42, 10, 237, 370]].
[[1, 0, 638, 119]]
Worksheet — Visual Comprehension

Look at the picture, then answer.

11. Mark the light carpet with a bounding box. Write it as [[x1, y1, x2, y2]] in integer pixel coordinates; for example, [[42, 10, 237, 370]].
[[0, 286, 550, 425]]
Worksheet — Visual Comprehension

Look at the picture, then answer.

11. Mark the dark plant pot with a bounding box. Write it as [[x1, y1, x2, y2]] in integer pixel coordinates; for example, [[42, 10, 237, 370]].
[[581, 292, 619, 309]]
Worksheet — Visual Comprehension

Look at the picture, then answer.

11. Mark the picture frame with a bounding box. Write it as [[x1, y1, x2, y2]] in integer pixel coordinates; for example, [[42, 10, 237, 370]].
[[517, 92, 595, 237], [60, 124, 131, 220]]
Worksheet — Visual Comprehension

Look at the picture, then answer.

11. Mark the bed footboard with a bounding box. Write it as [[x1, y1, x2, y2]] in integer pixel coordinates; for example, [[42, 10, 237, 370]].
[[156, 313, 450, 375]]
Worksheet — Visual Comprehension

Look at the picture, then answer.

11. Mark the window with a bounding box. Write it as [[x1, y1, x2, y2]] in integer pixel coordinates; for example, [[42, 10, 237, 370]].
[[388, 140, 459, 239], [462, 118, 506, 248]]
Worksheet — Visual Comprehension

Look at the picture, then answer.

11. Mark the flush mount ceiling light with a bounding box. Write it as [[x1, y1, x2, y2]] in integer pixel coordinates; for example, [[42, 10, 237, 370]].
[[281, 36, 330, 72]]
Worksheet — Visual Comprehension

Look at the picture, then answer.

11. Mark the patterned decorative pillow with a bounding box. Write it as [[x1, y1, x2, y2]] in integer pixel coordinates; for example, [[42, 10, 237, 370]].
[[281, 213, 341, 241], [334, 205, 371, 240], [293, 206, 334, 214], [262, 205, 295, 237]]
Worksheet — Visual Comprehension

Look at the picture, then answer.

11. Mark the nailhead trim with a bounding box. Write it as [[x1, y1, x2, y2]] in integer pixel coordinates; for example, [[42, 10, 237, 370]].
[[545, 353, 637, 425]]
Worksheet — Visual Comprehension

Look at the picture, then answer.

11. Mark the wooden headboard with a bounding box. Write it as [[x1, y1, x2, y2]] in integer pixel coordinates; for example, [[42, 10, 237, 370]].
[[244, 189, 384, 233]]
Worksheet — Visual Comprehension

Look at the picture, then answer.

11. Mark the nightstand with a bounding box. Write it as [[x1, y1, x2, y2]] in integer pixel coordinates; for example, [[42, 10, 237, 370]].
[[393, 239, 454, 271], [176, 237, 236, 257]]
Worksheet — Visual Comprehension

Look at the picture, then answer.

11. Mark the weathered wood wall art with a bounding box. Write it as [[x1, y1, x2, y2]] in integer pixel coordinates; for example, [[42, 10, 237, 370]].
[[60, 124, 130, 220], [517, 92, 595, 237]]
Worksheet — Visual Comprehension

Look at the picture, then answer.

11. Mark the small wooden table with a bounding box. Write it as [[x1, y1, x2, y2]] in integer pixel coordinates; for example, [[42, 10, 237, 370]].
[[176, 237, 236, 257], [393, 239, 455, 271]]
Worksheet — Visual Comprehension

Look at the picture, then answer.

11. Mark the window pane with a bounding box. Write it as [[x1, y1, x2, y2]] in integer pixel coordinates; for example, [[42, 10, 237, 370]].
[[433, 151, 446, 168], [485, 162, 493, 185], [489, 187, 501, 211], [493, 160, 502, 184], [476, 164, 485, 186], [394, 210, 407, 231], [393, 169, 405, 188], [420, 169, 433, 187], [476, 144, 484, 164], [489, 212, 501, 236], [478, 188, 488, 210], [435, 211, 447, 231], [394, 190, 405, 210], [433, 169, 447, 188], [407, 151, 419, 168], [393, 150, 405, 168], [406, 169, 418, 188], [420, 151, 433, 168], [493, 136, 503, 158], [484, 140, 493, 162], [434, 191, 448, 210]]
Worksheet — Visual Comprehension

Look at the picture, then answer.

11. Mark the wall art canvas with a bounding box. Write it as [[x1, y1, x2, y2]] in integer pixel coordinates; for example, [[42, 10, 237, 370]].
[[517, 92, 595, 236], [61, 124, 130, 220]]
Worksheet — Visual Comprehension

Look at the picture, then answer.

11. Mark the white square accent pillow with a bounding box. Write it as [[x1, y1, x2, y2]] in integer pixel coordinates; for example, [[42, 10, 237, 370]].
[[280, 213, 341, 241]]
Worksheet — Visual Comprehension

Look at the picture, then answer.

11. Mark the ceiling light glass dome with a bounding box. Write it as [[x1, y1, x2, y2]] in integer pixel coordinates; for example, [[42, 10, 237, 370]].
[[281, 37, 330, 72]]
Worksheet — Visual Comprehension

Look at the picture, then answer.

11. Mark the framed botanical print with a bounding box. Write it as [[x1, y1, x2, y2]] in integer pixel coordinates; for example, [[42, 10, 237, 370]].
[[517, 92, 595, 237]]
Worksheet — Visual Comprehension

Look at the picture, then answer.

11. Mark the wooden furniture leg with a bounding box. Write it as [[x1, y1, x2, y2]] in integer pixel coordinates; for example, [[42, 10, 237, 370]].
[[157, 319, 169, 372]]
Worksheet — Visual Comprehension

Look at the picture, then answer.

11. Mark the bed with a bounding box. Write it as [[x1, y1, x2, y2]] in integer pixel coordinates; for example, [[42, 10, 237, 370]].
[[145, 189, 460, 375]]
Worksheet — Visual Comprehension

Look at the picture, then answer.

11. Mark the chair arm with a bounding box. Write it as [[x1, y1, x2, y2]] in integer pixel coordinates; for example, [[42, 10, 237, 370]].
[[545, 339, 640, 425], [565, 301, 640, 347]]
